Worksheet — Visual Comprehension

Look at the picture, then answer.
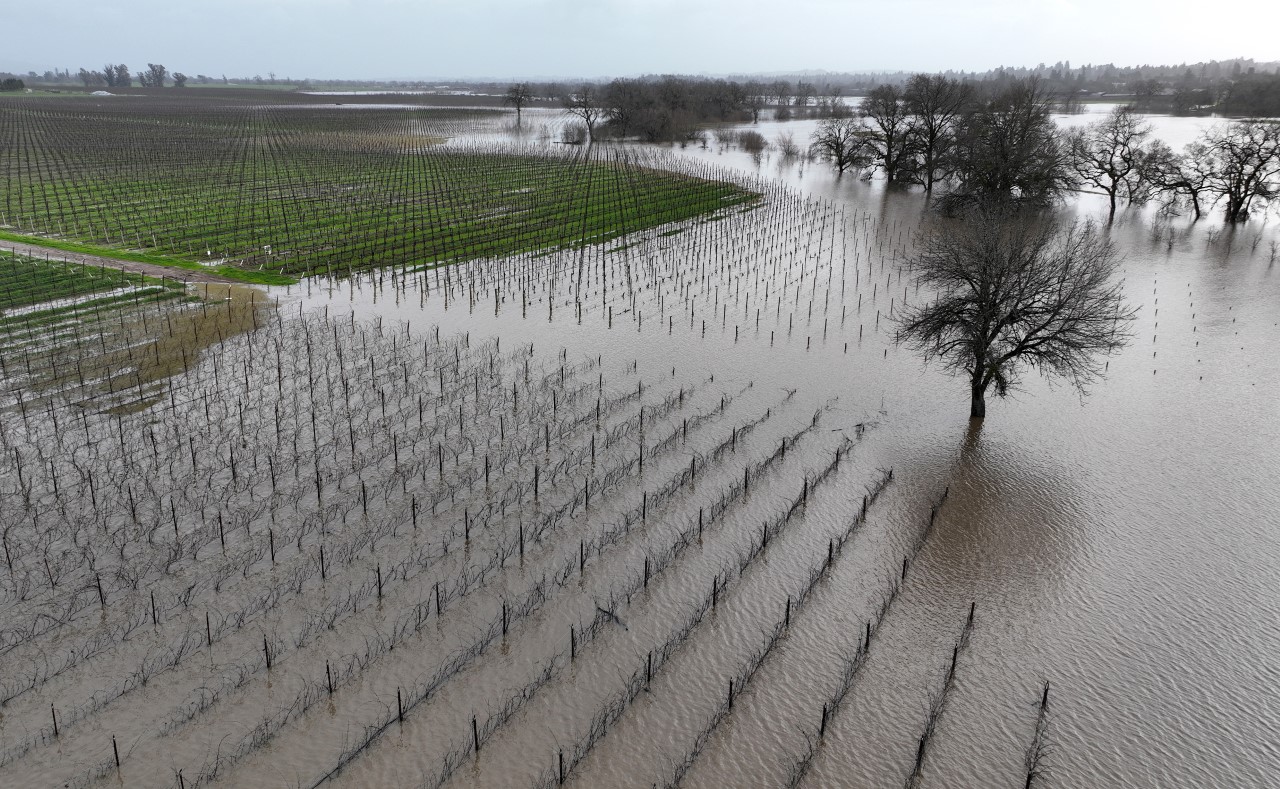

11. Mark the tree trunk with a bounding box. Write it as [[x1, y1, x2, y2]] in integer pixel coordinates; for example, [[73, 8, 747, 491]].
[[1226, 194, 1245, 223], [970, 383, 986, 419]]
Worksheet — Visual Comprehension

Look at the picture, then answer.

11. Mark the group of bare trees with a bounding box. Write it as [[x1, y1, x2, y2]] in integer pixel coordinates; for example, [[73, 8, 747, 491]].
[[503, 70, 1267, 420], [577, 77, 754, 142], [811, 78, 1071, 209], [1134, 119, 1278, 222], [810, 76, 1280, 224], [889, 78, 1276, 420], [763, 80, 829, 119], [883, 79, 1141, 419], [810, 75, 987, 198], [1068, 106, 1279, 222], [884, 76, 1277, 419], [538, 77, 848, 144], [76, 63, 186, 89], [78, 64, 130, 88]]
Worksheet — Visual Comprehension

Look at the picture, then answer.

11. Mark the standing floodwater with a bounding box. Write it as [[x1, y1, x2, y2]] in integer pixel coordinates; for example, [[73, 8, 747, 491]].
[[0, 98, 1278, 789]]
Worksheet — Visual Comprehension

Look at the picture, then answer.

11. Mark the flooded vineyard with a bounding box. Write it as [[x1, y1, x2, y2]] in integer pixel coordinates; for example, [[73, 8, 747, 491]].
[[1, 98, 1279, 789]]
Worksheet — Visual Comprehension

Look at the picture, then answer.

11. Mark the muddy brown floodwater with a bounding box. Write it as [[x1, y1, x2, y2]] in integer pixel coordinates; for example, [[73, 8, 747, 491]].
[[1, 107, 1277, 789]]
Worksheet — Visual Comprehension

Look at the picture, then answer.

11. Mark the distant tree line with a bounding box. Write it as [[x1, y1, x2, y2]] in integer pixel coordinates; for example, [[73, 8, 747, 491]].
[[0, 78, 24, 92], [806, 76, 1279, 223], [1215, 72, 1280, 116], [507, 66, 1280, 119], [68, 63, 189, 89], [541, 76, 850, 142], [493, 59, 1280, 124], [492, 71, 1279, 222], [720, 59, 1280, 117], [13, 56, 1278, 115]]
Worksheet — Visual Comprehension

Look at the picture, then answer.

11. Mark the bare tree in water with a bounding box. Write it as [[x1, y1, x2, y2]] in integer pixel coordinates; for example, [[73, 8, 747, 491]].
[[504, 82, 533, 124], [859, 84, 913, 183], [1137, 139, 1215, 219], [941, 78, 1071, 213], [769, 79, 791, 108], [794, 81, 816, 108], [1199, 120, 1280, 222], [902, 74, 973, 195], [810, 117, 871, 175], [563, 85, 603, 142], [744, 81, 768, 123], [897, 208, 1134, 419], [1067, 105, 1152, 221]]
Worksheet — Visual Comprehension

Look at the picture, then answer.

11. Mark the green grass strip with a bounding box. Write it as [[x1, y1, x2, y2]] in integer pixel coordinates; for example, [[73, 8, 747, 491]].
[[0, 231, 297, 286]]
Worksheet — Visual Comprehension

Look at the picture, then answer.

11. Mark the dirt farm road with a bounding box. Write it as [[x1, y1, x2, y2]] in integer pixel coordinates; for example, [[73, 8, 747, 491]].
[[5, 240, 241, 284]]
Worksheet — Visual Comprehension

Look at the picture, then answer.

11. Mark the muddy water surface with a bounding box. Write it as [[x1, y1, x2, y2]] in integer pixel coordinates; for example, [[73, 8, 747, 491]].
[[1, 108, 1277, 789]]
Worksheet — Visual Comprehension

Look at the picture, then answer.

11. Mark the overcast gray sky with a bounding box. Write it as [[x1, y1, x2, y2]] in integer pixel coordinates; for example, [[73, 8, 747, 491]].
[[8, 0, 1278, 80]]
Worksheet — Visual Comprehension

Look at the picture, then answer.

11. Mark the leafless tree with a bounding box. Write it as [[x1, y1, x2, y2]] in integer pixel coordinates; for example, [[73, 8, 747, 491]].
[[942, 78, 1071, 214], [775, 132, 801, 158], [813, 94, 852, 119], [903, 74, 972, 195], [601, 78, 646, 138], [1137, 140, 1214, 219], [744, 82, 768, 123], [1133, 78, 1161, 110], [897, 209, 1134, 419], [769, 80, 791, 108], [794, 81, 816, 108], [563, 85, 603, 142], [1199, 120, 1280, 222], [705, 79, 747, 121], [859, 84, 913, 183], [1067, 105, 1152, 221], [504, 82, 533, 123], [1056, 90, 1085, 115], [809, 117, 871, 175]]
